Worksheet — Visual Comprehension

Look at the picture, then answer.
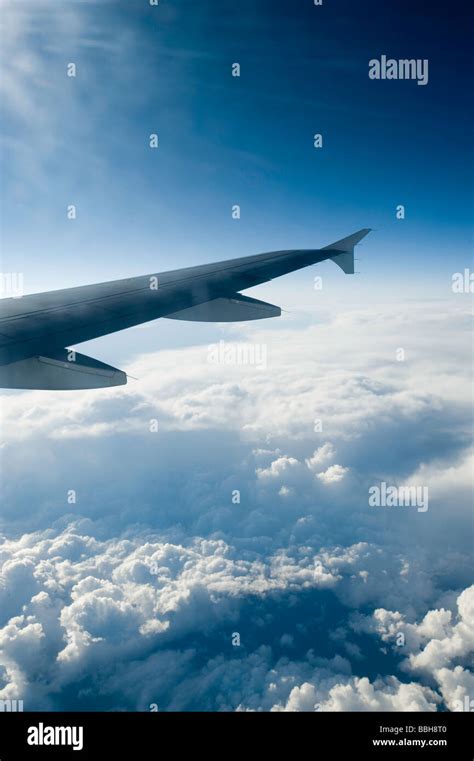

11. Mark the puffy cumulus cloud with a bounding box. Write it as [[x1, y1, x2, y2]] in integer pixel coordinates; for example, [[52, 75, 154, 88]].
[[362, 586, 474, 673], [256, 455, 301, 480], [305, 443, 349, 483], [0, 523, 357, 707], [407, 586, 474, 674], [255, 445, 349, 490], [435, 667, 474, 712], [279, 676, 439, 712], [281, 682, 319, 711], [352, 586, 474, 711], [0, 300, 472, 710], [167, 649, 439, 713], [0, 522, 470, 711], [305, 443, 336, 470], [316, 464, 349, 484], [323, 676, 440, 712], [0, 557, 40, 624]]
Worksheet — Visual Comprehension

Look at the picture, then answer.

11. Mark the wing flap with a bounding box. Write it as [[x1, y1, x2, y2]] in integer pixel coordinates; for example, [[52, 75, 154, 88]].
[[0, 349, 127, 390], [166, 294, 281, 322]]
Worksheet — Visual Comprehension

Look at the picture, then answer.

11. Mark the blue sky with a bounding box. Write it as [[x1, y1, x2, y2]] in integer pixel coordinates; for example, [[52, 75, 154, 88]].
[[0, 0, 472, 713], [1, 0, 472, 298]]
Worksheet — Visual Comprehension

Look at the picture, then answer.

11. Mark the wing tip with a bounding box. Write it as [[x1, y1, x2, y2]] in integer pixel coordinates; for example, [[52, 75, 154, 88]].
[[323, 228, 372, 275], [323, 228, 372, 252]]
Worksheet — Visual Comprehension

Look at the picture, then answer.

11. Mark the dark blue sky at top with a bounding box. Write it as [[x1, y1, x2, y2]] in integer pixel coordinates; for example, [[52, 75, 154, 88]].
[[2, 0, 473, 292]]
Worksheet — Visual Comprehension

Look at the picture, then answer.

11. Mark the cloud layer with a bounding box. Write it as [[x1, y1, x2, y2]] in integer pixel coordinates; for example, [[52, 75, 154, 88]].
[[0, 300, 472, 710]]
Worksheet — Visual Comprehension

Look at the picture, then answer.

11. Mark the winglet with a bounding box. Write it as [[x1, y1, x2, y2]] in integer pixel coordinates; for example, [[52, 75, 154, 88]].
[[322, 228, 371, 274]]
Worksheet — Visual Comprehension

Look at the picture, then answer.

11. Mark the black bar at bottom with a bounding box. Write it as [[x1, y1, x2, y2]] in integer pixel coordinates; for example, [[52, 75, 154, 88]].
[[0, 711, 471, 759]]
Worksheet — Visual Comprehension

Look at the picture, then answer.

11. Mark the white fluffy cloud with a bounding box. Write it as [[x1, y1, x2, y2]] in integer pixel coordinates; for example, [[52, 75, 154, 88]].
[[0, 523, 470, 711], [363, 586, 474, 673], [317, 464, 349, 484], [352, 585, 474, 712], [306, 443, 336, 469], [278, 676, 439, 713], [0, 300, 472, 710]]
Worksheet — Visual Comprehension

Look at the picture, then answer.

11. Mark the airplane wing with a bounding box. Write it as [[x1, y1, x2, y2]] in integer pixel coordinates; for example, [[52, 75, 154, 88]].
[[0, 229, 370, 389]]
